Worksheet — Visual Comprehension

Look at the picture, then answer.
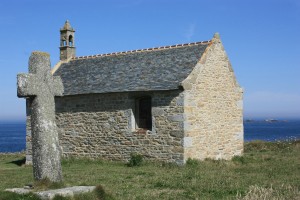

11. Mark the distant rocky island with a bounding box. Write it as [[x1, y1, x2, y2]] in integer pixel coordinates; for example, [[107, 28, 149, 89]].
[[265, 119, 278, 122], [244, 119, 288, 123], [245, 119, 255, 122]]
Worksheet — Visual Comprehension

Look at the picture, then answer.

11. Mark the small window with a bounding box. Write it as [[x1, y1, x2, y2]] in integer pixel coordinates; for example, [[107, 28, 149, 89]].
[[135, 97, 152, 131]]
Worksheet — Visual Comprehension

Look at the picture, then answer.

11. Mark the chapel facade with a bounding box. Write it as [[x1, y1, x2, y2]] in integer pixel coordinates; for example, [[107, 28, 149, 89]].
[[25, 21, 244, 164]]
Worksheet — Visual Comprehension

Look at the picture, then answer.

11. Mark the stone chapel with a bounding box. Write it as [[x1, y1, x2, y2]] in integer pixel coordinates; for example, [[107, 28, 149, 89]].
[[25, 20, 244, 164]]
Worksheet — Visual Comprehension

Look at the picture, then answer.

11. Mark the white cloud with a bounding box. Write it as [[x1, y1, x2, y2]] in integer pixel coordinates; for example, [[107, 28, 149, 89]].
[[184, 23, 196, 41]]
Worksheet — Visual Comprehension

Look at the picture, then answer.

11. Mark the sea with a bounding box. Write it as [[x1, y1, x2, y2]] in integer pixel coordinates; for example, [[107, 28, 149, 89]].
[[0, 120, 300, 153]]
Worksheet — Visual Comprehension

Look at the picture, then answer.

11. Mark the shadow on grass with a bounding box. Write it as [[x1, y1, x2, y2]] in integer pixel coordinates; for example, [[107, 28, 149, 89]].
[[8, 157, 26, 166]]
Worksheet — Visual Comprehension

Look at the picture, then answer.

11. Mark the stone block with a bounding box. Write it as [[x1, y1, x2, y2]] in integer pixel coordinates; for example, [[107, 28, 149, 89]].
[[183, 137, 193, 148], [176, 97, 184, 106], [6, 186, 96, 200], [152, 107, 165, 116], [167, 114, 185, 122], [169, 131, 183, 138], [237, 100, 243, 109], [235, 132, 243, 140]]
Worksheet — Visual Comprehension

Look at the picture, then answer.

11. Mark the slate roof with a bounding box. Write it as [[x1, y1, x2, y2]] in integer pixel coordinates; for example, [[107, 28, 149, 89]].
[[54, 41, 211, 95]]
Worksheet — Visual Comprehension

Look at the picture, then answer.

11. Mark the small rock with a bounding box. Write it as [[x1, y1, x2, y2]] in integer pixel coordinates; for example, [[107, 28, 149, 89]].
[[24, 183, 34, 189]]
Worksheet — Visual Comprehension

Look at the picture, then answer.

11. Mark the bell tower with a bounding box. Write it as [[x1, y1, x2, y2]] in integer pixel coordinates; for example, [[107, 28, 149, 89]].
[[59, 20, 76, 60]]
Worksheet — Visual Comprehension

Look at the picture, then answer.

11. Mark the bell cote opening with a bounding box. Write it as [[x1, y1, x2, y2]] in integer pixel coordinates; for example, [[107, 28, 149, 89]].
[[69, 35, 73, 46]]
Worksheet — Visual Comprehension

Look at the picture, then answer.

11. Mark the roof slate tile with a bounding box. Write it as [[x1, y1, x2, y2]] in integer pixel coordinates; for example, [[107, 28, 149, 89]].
[[54, 42, 210, 95]]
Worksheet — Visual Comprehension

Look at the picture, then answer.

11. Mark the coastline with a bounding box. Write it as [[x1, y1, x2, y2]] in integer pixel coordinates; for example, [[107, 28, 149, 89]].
[[0, 151, 26, 155], [0, 119, 300, 153]]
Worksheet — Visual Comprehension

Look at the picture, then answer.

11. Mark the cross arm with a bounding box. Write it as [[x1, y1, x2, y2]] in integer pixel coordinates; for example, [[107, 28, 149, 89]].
[[17, 73, 37, 98]]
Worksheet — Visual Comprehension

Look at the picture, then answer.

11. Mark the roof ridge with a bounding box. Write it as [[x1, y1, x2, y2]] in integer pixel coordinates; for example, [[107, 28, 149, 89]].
[[72, 40, 211, 60]]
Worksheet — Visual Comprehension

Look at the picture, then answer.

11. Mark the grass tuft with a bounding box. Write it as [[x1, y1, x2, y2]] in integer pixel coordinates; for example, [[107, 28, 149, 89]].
[[93, 185, 115, 200], [186, 158, 201, 166], [232, 155, 246, 164], [33, 178, 65, 191], [52, 195, 72, 200], [127, 153, 143, 167], [237, 184, 300, 200]]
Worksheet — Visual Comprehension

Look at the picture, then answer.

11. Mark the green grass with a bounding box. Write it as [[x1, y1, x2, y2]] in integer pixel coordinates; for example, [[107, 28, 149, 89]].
[[0, 140, 299, 199]]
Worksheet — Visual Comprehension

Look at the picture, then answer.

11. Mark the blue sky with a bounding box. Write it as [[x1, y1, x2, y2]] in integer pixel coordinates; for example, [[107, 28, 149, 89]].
[[0, 0, 299, 121]]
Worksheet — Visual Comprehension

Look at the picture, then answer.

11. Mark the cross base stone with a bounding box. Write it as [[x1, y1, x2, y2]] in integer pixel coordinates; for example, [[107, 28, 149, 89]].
[[5, 186, 96, 200]]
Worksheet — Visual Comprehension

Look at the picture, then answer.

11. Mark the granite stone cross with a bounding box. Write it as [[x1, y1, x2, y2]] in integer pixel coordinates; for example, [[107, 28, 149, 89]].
[[17, 52, 64, 182]]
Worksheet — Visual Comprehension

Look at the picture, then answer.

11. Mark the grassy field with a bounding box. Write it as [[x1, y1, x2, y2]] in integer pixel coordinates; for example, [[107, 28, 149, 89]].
[[0, 140, 299, 200]]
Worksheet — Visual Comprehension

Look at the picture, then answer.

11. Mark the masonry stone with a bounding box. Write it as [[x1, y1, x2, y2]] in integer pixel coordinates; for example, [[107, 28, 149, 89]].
[[183, 137, 193, 148], [6, 186, 96, 200], [182, 33, 243, 160], [53, 90, 184, 163], [24, 22, 243, 165], [18, 52, 64, 182]]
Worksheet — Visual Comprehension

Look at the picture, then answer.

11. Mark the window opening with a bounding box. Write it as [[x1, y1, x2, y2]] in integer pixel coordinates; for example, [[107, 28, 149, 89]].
[[135, 97, 152, 131]]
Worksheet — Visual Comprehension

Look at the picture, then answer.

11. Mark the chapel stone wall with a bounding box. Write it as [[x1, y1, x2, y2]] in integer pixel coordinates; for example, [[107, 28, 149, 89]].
[[54, 90, 185, 164], [25, 99, 33, 164], [182, 37, 243, 161]]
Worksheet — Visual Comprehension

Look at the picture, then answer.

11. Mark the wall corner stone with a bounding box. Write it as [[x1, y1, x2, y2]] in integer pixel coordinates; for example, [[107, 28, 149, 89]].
[[183, 137, 193, 148]]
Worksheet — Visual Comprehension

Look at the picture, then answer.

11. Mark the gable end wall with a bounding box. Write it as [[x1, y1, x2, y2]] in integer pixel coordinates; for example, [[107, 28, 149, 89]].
[[182, 38, 243, 161]]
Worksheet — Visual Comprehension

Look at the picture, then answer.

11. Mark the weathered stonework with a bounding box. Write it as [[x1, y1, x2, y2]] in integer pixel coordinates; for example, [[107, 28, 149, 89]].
[[55, 90, 185, 164], [6, 186, 96, 200], [59, 20, 76, 61], [182, 33, 243, 160], [18, 52, 64, 182], [24, 22, 243, 164]]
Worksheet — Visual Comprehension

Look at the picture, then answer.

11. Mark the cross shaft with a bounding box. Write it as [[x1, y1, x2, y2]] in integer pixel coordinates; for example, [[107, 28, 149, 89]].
[[17, 52, 64, 182]]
